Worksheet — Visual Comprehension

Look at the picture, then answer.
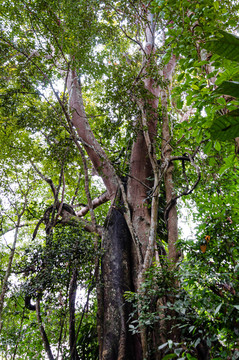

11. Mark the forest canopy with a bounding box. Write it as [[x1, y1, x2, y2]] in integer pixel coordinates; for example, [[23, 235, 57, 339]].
[[0, 1, 239, 359]]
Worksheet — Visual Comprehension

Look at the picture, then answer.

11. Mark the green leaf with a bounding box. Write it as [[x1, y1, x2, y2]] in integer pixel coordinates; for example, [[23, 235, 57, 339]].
[[192, 84, 200, 90], [177, 99, 183, 109], [218, 163, 230, 175], [205, 31, 239, 62], [162, 354, 177, 360], [186, 95, 193, 106], [214, 141, 221, 151], [177, 73, 184, 82], [213, 1, 219, 10], [204, 141, 212, 154], [210, 109, 239, 140], [196, 130, 202, 143], [214, 302, 223, 315], [233, 305, 239, 310], [186, 355, 197, 360], [213, 81, 239, 98]]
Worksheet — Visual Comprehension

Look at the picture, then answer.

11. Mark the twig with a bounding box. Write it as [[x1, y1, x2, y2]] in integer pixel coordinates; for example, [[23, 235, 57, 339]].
[[120, 26, 146, 55], [0, 224, 29, 237]]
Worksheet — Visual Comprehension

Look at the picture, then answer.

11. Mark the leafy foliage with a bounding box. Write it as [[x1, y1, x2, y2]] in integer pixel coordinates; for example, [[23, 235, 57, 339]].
[[0, 0, 239, 359], [204, 31, 239, 140], [210, 109, 239, 141], [206, 31, 239, 63]]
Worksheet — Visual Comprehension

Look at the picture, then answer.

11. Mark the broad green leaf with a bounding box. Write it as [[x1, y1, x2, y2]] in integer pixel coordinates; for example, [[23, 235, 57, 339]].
[[213, 1, 219, 10], [186, 355, 197, 360], [233, 305, 239, 310], [214, 302, 223, 315], [210, 109, 239, 140], [217, 97, 227, 105], [196, 129, 203, 143], [214, 141, 221, 151], [191, 84, 199, 90], [177, 99, 183, 109], [162, 354, 177, 360], [204, 141, 212, 154], [205, 31, 239, 63], [214, 81, 239, 98], [177, 73, 184, 82], [219, 163, 230, 175]]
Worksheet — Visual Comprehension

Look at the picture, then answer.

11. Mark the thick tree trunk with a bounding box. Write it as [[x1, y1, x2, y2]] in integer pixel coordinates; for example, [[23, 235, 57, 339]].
[[98, 206, 142, 360], [127, 129, 152, 257]]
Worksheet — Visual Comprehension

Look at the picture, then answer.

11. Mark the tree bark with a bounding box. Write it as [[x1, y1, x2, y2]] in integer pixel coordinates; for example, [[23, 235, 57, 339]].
[[98, 206, 142, 360], [67, 70, 118, 200]]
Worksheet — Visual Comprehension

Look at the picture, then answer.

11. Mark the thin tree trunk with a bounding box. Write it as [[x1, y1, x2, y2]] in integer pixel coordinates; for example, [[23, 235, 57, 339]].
[[13, 308, 25, 359], [161, 89, 179, 264], [0, 216, 21, 333], [69, 268, 80, 360], [0, 188, 29, 333], [36, 298, 55, 360]]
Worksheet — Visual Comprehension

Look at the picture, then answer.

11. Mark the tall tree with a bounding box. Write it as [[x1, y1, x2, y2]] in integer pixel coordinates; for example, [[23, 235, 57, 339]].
[[0, 0, 239, 359]]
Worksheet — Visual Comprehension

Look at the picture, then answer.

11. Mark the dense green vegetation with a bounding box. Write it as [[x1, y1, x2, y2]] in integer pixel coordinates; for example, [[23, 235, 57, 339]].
[[0, 0, 239, 359]]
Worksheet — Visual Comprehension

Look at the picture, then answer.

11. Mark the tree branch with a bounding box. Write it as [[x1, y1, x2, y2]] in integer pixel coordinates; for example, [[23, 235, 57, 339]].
[[30, 161, 57, 198], [0, 223, 29, 237], [76, 192, 109, 217], [67, 69, 118, 200], [60, 214, 103, 237]]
